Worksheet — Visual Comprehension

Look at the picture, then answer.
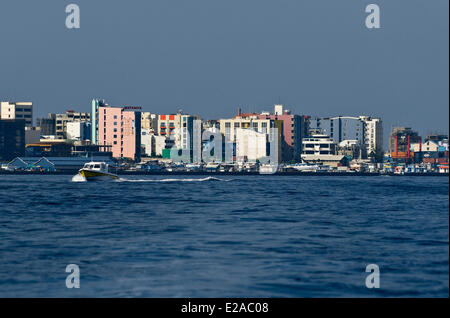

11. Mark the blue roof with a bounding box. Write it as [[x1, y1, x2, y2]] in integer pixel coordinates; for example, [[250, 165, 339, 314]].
[[11, 156, 115, 167]]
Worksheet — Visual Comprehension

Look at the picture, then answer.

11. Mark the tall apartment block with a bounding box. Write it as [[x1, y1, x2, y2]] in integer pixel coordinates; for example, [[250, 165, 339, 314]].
[[0, 119, 25, 160], [37, 115, 56, 136], [359, 116, 383, 159], [97, 105, 141, 161], [0, 102, 33, 127], [220, 114, 283, 163], [91, 99, 108, 145], [258, 104, 307, 162], [157, 113, 202, 162]]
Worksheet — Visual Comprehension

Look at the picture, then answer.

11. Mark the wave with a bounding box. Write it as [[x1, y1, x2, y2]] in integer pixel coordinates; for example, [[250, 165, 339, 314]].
[[71, 174, 87, 182], [117, 176, 231, 183]]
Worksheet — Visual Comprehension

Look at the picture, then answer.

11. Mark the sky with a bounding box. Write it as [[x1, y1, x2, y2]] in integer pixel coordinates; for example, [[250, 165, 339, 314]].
[[0, 0, 448, 143]]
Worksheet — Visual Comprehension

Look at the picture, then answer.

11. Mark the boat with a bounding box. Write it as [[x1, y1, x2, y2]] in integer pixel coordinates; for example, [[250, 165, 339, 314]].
[[78, 161, 118, 180], [205, 162, 220, 172], [286, 163, 320, 172], [259, 164, 278, 174], [186, 163, 203, 172]]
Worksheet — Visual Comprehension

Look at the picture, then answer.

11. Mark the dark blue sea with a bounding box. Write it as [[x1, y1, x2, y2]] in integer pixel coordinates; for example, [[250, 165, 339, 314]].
[[0, 174, 448, 297]]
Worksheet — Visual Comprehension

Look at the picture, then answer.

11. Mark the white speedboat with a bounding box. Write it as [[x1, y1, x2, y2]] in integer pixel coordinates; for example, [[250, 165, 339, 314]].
[[259, 164, 278, 174], [286, 163, 320, 172], [78, 162, 118, 180]]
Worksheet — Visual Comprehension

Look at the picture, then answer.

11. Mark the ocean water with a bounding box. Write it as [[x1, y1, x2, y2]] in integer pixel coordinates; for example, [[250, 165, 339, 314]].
[[0, 174, 448, 297]]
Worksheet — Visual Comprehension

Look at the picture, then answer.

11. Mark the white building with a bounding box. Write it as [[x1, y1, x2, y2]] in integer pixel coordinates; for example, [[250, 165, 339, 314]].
[[302, 134, 336, 157], [235, 128, 267, 162], [158, 113, 201, 152], [66, 121, 90, 141], [141, 112, 158, 131], [419, 140, 439, 152], [141, 129, 174, 157], [359, 116, 383, 157], [301, 134, 347, 167], [55, 111, 91, 140], [0, 101, 33, 127]]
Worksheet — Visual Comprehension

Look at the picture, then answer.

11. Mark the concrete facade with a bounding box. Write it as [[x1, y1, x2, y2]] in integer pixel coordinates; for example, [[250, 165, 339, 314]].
[[0, 102, 33, 127], [98, 106, 141, 161]]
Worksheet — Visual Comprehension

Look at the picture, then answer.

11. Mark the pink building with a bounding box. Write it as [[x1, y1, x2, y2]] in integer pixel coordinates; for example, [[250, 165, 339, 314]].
[[257, 105, 308, 162], [98, 106, 141, 161]]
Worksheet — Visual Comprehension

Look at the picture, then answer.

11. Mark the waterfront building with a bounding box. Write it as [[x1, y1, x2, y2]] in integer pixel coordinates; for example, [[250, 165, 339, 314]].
[[141, 112, 158, 131], [7, 156, 114, 172], [54, 110, 91, 140], [420, 140, 439, 152], [336, 140, 362, 161], [257, 104, 308, 162], [308, 115, 383, 160], [71, 142, 113, 158], [203, 119, 220, 130], [235, 128, 267, 162], [37, 115, 56, 135], [302, 134, 336, 157], [359, 116, 383, 160], [389, 127, 421, 163], [141, 129, 175, 157], [0, 119, 25, 161], [158, 113, 202, 162], [141, 129, 153, 157], [25, 140, 72, 157], [425, 134, 448, 144], [301, 134, 347, 167], [91, 98, 108, 145], [97, 105, 141, 161], [66, 121, 91, 141], [219, 114, 283, 163], [0, 102, 33, 127], [309, 116, 364, 146], [25, 127, 41, 144]]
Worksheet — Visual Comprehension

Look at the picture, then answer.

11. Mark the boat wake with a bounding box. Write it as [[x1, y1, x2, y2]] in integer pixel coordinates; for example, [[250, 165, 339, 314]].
[[116, 176, 232, 183], [71, 173, 87, 182]]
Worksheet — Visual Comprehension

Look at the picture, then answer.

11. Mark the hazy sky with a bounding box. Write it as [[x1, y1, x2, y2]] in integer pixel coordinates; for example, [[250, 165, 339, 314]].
[[0, 0, 448, 140]]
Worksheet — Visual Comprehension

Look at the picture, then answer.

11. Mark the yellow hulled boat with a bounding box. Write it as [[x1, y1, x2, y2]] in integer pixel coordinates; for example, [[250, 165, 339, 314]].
[[78, 162, 118, 180]]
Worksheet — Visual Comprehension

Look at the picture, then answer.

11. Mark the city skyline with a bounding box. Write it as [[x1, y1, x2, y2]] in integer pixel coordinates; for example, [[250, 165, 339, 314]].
[[0, 0, 448, 141]]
